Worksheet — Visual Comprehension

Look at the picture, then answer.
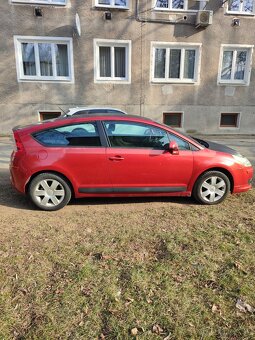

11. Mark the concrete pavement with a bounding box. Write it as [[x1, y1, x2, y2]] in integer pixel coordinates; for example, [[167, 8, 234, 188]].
[[0, 137, 12, 170]]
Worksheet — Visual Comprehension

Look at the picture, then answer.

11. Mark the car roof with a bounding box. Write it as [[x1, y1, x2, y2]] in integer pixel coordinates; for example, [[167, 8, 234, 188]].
[[66, 107, 127, 115], [62, 113, 140, 120], [13, 114, 153, 131]]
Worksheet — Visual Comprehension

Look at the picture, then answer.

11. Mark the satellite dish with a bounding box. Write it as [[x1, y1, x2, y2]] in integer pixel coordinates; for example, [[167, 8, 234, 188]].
[[75, 13, 81, 37]]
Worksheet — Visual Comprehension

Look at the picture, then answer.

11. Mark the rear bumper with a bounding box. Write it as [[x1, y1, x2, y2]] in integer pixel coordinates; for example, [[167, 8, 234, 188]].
[[10, 165, 30, 194], [233, 166, 253, 193]]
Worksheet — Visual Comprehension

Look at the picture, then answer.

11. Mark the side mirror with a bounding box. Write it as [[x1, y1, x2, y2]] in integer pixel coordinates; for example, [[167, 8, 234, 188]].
[[169, 141, 179, 155]]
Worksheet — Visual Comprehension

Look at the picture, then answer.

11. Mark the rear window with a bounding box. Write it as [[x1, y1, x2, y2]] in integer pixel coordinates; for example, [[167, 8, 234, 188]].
[[33, 123, 101, 147]]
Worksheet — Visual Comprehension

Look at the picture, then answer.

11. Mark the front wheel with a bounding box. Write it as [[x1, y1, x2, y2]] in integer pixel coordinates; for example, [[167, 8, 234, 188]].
[[193, 171, 230, 205], [28, 173, 71, 211]]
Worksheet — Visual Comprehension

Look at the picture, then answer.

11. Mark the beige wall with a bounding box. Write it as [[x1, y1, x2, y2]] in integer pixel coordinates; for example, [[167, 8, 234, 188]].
[[0, 0, 254, 134]]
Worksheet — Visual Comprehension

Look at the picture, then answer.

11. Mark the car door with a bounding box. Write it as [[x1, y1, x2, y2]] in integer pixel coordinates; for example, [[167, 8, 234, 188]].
[[103, 120, 194, 192], [34, 121, 110, 191]]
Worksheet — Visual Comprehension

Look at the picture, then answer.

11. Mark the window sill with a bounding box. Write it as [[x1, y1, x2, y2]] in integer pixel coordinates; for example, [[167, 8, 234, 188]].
[[11, 1, 67, 5], [218, 82, 249, 86], [18, 78, 74, 83], [225, 11, 254, 16], [94, 5, 129, 10], [95, 79, 131, 84], [219, 126, 239, 129], [152, 79, 197, 85], [153, 8, 197, 13]]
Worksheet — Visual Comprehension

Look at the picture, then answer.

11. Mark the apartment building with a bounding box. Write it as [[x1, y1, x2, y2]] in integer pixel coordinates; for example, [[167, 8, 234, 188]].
[[0, 0, 254, 134]]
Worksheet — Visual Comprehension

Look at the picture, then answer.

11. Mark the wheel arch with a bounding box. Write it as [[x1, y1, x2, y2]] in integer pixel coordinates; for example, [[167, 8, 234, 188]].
[[25, 170, 75, 197], [193, 167, 234, 194]]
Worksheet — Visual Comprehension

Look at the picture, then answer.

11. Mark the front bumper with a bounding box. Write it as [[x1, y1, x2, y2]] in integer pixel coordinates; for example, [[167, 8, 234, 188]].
[[233, 166, 253, 193]]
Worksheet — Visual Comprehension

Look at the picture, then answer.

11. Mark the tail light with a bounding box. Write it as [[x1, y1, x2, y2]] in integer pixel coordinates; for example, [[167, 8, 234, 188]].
[[13, 131, 24, 151]]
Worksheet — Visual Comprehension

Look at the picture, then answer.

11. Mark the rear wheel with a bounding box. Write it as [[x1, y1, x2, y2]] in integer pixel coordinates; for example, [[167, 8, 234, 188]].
[[193, 171, 230, 205], [28, 173, 71, 211]]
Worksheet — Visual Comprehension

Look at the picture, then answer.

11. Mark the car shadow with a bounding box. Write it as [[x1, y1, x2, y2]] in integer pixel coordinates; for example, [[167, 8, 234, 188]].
[[0, 169, 198, 210], [70, 196, 197, 207]]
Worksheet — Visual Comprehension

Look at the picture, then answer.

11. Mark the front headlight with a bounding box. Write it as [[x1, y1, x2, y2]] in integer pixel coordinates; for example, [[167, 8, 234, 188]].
[[233, 154, 252, 167]]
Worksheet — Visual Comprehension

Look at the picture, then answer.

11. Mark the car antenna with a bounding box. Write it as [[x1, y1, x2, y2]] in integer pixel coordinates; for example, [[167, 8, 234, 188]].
[[57, 106, 67, 115]]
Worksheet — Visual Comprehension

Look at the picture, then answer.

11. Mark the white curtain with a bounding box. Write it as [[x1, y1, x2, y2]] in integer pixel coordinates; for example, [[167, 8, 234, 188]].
[[99, 46, 111, 77], [221, 51, 233, 80], [114, 47, 126, 77], [56, 44, 69, 77], [22, 43, 36, 76], [169, 49, 181, 78], [38, 43, 53, 76], [234, 51, 247, 80], [154, 48, 166, 78], [184, 50, 195, 79]]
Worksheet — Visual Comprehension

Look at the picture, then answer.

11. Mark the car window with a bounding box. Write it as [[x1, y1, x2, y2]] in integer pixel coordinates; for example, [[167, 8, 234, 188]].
[[33, 123, 101, 147], [104, 121, 169, 149], [168, 133, 190, 150]]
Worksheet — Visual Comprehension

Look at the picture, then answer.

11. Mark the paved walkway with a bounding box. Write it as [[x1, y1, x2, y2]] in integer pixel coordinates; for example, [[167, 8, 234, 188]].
[[0, 137, 12, 170], [0, 135, 255, 170]]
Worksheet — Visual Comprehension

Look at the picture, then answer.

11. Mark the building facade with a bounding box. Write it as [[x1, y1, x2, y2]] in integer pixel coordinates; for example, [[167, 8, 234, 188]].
[[1, 0, 255, 134]]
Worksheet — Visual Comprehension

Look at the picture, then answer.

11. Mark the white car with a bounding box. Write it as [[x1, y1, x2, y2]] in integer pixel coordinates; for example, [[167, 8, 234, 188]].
[[64, 107, 127, 116]]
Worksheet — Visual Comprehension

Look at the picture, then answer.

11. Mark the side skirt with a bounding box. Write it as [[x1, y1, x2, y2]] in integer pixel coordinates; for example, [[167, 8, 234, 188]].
[[78, 186, 187, 194]]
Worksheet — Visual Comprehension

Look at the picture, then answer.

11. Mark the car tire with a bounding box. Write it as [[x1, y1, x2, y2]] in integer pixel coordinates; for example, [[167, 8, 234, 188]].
[[193, 171, 230, 205], [28, 173, 71, 211]]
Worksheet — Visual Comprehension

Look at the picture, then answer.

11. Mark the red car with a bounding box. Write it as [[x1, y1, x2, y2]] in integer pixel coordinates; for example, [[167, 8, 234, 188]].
[[10, 114, 253, 211]]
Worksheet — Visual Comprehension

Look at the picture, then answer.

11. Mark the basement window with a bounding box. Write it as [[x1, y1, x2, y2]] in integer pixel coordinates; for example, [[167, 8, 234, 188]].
[[38, 111, 62, 121], [163, 112, 183, 127], [220, 113, 239, 128]]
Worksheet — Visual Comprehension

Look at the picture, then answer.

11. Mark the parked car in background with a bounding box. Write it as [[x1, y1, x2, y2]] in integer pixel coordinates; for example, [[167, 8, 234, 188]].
[[64, 107, 127, 116], [10, 114, 253, 211]]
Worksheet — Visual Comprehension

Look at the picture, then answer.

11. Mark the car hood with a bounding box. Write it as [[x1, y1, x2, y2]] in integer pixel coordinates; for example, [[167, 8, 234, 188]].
[[194, 138, 239, 156]]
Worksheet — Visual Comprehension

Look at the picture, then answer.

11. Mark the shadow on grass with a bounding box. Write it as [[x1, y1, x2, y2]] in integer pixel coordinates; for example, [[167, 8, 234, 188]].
[[0, 169, 198, 211]]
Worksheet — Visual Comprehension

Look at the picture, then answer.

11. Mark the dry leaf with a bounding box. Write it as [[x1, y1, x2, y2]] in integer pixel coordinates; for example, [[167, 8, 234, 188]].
[[152, 324, 164, 334], [236, 299, 255, 313], [164, 334, 171, 340], [130, 327, 138, 336], [125, 297, 134, 306], [212, 304, 218, 313]]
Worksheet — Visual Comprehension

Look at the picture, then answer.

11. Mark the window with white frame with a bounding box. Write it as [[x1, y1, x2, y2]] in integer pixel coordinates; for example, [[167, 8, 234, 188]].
[[11, 0, 66, 5], [227, 0, 254, 14], [95, 0, 129, 9], [154, 0, 199, 11], [94, 39, 131, 83], [218, 45, 253, 85], [152, 43, 201, 83], [14, 36, 74, 82]]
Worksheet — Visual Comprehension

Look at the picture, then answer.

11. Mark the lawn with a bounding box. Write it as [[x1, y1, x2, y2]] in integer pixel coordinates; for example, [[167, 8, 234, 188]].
[[0, 178, 254, 339]]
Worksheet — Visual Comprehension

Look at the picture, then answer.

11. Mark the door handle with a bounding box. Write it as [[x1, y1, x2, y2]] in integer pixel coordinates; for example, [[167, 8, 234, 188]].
[[109, 155, 124, 161]]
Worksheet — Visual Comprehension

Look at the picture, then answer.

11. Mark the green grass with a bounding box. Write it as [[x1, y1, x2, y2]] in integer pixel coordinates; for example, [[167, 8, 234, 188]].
[[0, 189, 255, 339]]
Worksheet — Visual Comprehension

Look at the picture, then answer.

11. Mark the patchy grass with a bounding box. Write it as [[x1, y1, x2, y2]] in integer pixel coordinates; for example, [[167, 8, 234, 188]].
[[0, 176, 255, 339]]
